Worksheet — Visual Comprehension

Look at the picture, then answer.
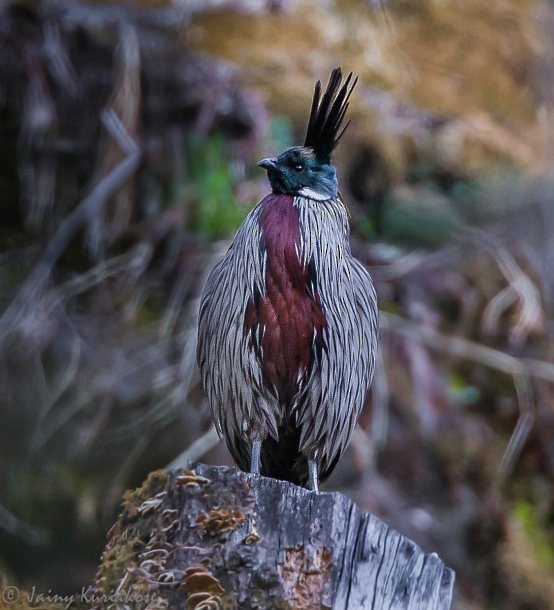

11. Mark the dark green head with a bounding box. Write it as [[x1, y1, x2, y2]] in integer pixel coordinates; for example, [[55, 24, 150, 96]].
[[258, 146, 338, 200], [259, 68, 357, 201]]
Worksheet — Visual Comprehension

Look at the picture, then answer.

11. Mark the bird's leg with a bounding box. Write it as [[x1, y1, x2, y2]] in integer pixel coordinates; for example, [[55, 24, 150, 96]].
[[250, 439, 262, 475], [308, 459, 319, 492]]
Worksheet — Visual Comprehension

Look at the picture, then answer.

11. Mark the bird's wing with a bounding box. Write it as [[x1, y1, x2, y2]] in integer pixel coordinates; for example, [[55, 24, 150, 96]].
[[196, 205, 279, 466], [307, 263, 377, 449], [294, 194, 378, 477]]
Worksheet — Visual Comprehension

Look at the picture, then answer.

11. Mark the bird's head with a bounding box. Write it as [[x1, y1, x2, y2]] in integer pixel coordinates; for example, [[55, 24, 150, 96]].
[[258, 147, 337, 200], [259, 68, 357, 201]]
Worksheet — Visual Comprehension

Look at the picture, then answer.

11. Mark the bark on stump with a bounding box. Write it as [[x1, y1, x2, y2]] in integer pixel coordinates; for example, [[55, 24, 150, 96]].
[[93, 464, 455, 609]]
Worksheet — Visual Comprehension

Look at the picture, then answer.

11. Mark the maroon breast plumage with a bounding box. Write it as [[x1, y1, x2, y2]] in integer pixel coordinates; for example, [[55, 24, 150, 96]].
[[244, 194, 326, 403]]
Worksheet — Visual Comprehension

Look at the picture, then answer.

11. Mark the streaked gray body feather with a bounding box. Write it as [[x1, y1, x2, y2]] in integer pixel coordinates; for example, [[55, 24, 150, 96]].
[[197, 194, 378, 479]]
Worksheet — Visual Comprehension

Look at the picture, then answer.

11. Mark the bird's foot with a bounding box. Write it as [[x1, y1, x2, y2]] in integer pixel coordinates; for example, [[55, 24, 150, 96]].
[[250, 439, 262, 475], [308, 459, 319, 492]]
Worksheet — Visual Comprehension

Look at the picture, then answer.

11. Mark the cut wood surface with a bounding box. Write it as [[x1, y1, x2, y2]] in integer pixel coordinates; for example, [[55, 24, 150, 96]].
[[92, 464, 455, 609]]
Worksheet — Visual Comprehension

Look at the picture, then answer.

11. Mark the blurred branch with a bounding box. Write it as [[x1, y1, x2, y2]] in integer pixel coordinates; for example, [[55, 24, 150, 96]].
[[89, 23, 141, 251], [382, 312, 554, 382], [52, 244, 152, 306], [34, 313, 82, 429], [369, 249, 428, 281], [0, 503, 50, 545], [104, 434, 151, 520], [166, 425, 219, 470], [160, 271, 195, 339], [0, 109, 141, 342], [482, 241, 543, 345], [32, 346, 181, 451], [42, 21, 80, 97], [381, 311, 552, 482], [496, 372, 535, 484]]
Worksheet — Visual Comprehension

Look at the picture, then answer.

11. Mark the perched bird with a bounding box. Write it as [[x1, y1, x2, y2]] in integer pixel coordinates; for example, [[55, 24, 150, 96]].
[[197, 68, 378, 491]]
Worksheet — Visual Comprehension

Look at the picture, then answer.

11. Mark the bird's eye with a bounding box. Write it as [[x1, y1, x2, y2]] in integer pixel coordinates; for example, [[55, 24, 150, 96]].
[[293, 164, 304, 172]]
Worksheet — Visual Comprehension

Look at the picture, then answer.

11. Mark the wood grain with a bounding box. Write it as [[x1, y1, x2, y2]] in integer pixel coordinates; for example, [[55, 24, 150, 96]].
[[93, 464, 454, 609]]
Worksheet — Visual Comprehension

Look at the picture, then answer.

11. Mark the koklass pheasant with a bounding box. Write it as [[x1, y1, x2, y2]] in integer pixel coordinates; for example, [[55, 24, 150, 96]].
[[197, 68, 378, 491]]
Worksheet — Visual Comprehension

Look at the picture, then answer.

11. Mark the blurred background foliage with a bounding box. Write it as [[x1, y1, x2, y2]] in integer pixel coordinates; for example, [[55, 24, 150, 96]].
[[1, 1, 554, 608]]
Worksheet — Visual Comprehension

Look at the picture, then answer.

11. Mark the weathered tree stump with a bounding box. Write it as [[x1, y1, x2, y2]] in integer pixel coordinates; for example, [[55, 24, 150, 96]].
[[93, 464, 454, 609]]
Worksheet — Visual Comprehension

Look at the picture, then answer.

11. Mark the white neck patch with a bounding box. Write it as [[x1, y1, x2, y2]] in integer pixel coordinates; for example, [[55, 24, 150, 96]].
[[298, 187, 331, 201]]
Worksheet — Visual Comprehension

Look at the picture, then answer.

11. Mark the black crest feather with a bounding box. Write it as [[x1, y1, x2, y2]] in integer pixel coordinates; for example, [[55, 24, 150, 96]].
[[304, 67, 358, 164]]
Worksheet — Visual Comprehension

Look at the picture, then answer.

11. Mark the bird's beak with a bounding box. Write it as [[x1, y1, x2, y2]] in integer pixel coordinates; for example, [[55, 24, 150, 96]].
[[258, 157, 277, 170]]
